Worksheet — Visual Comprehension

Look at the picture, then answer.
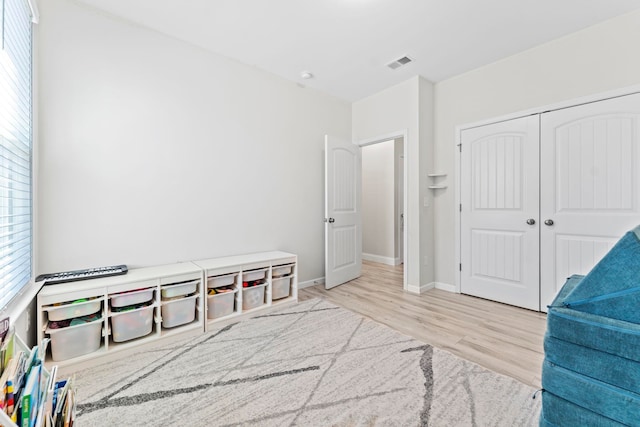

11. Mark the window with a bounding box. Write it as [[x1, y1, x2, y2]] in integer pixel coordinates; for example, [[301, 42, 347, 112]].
[[0, 0, 35, 309]]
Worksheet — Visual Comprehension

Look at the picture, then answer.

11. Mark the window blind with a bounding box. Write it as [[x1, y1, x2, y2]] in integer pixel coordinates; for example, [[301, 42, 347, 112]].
[[0, 0, 33, 309]]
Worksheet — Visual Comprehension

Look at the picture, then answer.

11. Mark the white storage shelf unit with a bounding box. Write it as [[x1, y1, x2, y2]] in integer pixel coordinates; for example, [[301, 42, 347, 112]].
[[36, 251, 297, 365], [37, 262, 204, 365], [193, 251, 298, 331]]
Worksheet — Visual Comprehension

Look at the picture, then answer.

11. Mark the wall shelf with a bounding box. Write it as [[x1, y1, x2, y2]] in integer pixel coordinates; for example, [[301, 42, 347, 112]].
[[428, 173, 448, 190]]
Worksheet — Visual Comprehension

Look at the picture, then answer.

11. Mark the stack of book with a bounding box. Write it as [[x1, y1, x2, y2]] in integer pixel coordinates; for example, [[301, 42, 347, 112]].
[[0, 318, 75, 427]]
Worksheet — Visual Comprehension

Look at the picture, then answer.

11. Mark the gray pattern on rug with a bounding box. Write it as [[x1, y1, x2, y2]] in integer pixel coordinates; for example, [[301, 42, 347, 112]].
[[63, 299, 540, 426]]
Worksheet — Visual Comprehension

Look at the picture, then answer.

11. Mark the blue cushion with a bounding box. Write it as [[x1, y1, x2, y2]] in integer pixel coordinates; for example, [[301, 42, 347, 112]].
[[556, 226, 640, 324], [541, 360, 640, 425], [540, 391, 626, 427], [544, 335, 640, 394], [547, 276, 640, 364]]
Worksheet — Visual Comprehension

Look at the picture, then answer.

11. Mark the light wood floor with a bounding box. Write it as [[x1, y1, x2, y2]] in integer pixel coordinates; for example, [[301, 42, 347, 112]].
[[299, 261, 547, 388]]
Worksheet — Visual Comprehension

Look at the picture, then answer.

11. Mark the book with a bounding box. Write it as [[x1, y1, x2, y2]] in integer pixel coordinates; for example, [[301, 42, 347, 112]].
[[0, 354, 18, 411], [1, 325, 14, 373], [43, 366, 58, 417], [0, 317, 9, 343], [52, 379, 70, 427], [21, 363, 41, 427], [24, 345, 39, 378]]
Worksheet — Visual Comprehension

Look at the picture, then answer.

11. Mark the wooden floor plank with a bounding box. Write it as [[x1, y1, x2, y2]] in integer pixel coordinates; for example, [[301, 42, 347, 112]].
[[299, 261, 546, 388]]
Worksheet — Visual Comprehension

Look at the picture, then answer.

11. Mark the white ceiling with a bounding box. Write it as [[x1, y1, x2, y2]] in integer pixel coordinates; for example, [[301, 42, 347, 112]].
[[74, 0, 640, 102]]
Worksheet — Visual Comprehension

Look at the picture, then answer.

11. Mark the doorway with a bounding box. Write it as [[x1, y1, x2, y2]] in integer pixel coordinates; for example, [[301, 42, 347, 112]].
[[361, 137, 405, 279]]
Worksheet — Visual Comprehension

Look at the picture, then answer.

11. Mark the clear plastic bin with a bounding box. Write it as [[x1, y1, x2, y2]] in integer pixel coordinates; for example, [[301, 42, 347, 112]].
[[110, 304, 154, 342], [161, 295, 197, 328], [272, 265, 293, 278], [161, 280, 199, 299], [243, 269, 267, 281], [242, 283, 267, 310], [111, 288, 154, 308], [207, 274, 236, 288], [44, 298, 101, 321], [46, 317, 103, 361], [272, 277, 292, 300], [207, 290, 237, 319]]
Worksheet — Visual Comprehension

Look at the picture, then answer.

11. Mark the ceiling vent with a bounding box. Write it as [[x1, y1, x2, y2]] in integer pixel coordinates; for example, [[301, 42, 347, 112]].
[[387, 56, 413, 70]]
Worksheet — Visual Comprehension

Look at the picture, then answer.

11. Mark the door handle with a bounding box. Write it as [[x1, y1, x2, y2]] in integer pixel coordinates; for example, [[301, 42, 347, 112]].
[[326, 218, 335, 223], [526, 218, 536, 225], [544, 219, 554, 226]]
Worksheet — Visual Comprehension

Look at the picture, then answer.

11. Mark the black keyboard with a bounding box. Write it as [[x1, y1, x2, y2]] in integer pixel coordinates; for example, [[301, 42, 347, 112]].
[[36, 265, 128, 284]]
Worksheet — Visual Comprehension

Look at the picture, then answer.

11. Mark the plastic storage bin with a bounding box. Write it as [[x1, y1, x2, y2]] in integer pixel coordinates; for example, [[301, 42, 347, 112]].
[[272, 277, 292, 300], [207, 274, 236, 288], [46, 317, 103, 361], [161, 295, 197, 328], [243, 269, 267, 281], [207, 290, 237, 319], [111, 288, 154, 308], [161, 280, 199, 299], [272, 265, 293, 278], [110, 304, 154, 342], [44, 298, 101, 321], [242, 283, 267, 310]]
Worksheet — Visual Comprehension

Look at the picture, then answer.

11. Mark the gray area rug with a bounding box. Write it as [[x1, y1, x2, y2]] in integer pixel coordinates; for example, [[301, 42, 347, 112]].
[[66, 299, 541, 426]]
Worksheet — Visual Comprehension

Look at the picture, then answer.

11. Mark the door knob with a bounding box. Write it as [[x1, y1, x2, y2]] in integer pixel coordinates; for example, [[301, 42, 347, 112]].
[[544, 219, 554, 226], [328, 218, 335, 223], [526, 218, 536, 225]]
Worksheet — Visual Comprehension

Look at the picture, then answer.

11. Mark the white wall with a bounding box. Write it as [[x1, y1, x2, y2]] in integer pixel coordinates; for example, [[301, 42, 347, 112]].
[[362, 140, 395, 263], [353, 76, 435, 290], [434, 9, 640, 287], [37, 0, 351, 283]]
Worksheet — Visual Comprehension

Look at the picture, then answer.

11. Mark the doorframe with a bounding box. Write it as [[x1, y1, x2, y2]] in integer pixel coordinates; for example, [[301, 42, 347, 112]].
[[455, 83, 640, 295], [358, 130, 408, 291]]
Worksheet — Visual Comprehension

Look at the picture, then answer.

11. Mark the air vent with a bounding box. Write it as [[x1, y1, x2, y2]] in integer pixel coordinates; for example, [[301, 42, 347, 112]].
[[387, 56, 413, 70]]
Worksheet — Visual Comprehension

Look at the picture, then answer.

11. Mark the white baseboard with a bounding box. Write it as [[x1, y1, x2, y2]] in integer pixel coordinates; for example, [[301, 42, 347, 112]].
[[406, 282, 435, 294], [407, 282, 455, 295], [406, 284, 421, 294], [298, 277, 324, 289], [362, 253, 400, 266], [434, 282, 457, 293]]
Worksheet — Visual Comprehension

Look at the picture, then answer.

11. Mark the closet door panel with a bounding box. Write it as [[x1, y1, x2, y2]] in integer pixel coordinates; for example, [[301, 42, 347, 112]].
[[540, 92, 640, 310], [460, 115, 540, 310]]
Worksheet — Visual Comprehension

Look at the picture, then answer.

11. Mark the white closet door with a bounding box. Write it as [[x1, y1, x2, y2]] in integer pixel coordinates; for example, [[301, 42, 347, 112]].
[[460, 115, 540, 310], [540, 92, 640, 310]]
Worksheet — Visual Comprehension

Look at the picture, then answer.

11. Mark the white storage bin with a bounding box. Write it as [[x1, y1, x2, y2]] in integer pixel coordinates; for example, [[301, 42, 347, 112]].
[[111, 288, 154, 308], [207, 274, 236, 288], [161, 279, 199, 299], [272, 265, 293, 278], [207, 290, 237, 319], [46, 317, 103, 361], [243, 269, 267, 281], [272, 277, 292, 300], [110, 304, 154, 342], [161, 295, 197, 328], [44, 298, 101, 321], [242, 283, 267, 310]]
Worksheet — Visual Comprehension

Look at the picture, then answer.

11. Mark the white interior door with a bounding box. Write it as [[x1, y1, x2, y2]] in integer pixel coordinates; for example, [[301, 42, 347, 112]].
[[460, 115, 540, 310], [540, 92, 640, 309], [325, 135, 362, 289]]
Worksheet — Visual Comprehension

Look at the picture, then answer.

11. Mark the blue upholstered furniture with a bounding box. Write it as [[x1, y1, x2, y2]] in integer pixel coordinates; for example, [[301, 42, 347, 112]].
[[541, 226, 640, 426]]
